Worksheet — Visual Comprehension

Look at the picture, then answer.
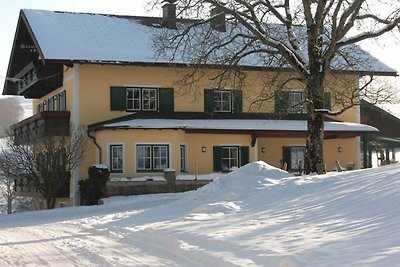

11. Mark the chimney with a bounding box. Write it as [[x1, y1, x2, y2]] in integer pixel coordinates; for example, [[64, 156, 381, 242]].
[[162, 0, 177, 29], [210, 6, 226, 32]]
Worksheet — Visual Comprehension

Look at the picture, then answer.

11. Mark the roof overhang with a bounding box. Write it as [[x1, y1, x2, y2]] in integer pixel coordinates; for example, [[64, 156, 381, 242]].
[[88, 116, 378, 139], [2, 10, 64, 98], [370, 136, 400, 149]]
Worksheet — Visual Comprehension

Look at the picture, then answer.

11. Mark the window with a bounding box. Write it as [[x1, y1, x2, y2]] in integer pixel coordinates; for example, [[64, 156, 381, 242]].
[[110, 145, 123, 173], [111, 87, 174, 112], [222, 146, 239, 171], [142, 88, 157, 111], [180, 145, 187, 172], [213, 146, 249, 172], [288, 91, 306, 113], [282, 146, 305, 171], [214, 90, 232, 112], [136, 144, 169, 172], [204, 89, 242, 113], [275, 91, 331, 113], [53, 95, 58, 111], [126, 88, 157, 111], [58, 202, 68, 208], [127, 88, 141, 110], [48, 98, 53, 111], [37, 90, 66, 113], [58, 91, 66, 111]]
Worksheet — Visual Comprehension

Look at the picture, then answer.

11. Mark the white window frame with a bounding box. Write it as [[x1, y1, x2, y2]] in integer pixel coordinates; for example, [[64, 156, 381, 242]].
[[127, 88, 141, 111], [135, 143, 171, 172], [288, 90, 306, 114], [108, 143, 124, 173], [180, 144, 188, 172], [289, 146, 305, 170], [142, 88, 158, 111], [126, 87, 158, 111], [214, 90, 232, 112], [58, 90, 66, 111], [221, 146, 239, 171]]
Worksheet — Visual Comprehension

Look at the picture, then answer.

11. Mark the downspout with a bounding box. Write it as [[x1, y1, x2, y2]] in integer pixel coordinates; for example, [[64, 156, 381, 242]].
[[87, 131, 102, 164]]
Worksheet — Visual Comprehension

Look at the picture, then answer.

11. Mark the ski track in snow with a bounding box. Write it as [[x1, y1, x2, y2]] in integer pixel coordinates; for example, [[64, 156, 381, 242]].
[[0, 162, 399, 266]]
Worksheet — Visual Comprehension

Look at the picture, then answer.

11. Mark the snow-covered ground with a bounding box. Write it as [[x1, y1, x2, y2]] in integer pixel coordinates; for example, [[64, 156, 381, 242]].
[[0, 161, 399, 266]]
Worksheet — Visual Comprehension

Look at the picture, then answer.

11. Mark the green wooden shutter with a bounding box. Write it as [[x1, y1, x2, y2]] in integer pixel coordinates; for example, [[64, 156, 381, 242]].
[[213, 146, 222, 171], [159, 88, 174, 112], [275, 91, 289, 113], [240, 146, 249, 166], [282, 146, 292, 170], [204, 89, 215, 113], [324, 92, 331, 111], [232, 90, 243, 113], [110, 87, 127, 111]]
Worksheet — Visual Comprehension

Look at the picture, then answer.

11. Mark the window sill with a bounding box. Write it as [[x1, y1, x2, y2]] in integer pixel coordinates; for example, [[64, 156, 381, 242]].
[[137, 170, 166, 173]]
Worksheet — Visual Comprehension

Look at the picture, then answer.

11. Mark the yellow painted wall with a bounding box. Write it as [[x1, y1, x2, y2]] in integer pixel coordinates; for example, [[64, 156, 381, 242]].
[[27, 63, 363, 207], [31, 197, 73, 210], [76, 64, 359, 124], [94, 129, 255, 177], [257, 137, 359, 171], [33, 64, 360, 127]]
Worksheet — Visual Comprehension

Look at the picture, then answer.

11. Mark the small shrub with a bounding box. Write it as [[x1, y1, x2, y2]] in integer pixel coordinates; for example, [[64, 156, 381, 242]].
[[79, 165, 109, 205]]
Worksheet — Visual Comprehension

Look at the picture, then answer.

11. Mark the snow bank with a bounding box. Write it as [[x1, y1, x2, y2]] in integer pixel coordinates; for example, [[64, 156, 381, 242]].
[[1, 162, 399, 266], [190, 161, 292, 200]]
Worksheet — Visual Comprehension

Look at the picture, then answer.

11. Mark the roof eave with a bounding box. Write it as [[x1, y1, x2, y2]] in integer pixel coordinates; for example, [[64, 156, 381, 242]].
[[2, 10, 47, 96], [42, 58, 398, 77]]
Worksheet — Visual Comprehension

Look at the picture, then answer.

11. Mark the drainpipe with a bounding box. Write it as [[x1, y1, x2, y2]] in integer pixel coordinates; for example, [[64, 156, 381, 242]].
[[87, 131, 102, 164]]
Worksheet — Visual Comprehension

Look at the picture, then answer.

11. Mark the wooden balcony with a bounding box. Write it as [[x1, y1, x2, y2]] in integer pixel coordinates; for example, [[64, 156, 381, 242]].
[[14, 61, 63, 98], [11, 111, 70, 144]]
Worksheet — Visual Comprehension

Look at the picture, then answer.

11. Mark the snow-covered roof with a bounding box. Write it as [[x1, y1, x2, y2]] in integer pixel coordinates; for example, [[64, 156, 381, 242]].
[[23, 9, 158, 63], [21, 9, 396, 74], [98, 118, 378, 133]]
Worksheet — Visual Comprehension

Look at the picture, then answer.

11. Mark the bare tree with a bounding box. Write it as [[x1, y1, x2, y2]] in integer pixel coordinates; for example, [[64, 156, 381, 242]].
[[0, 150, 16, 214], [0, 97, 24, 137], [151, 0, 400, 173], [1, 128, 87, 209]]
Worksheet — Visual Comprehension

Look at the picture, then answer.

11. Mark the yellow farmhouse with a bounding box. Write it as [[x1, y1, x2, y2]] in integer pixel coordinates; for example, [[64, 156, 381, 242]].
[[3, 8, 396, 208]]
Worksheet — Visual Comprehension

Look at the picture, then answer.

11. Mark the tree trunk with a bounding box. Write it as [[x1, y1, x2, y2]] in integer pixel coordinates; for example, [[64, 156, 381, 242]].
[[304, 108, 325, 174], [304, 70, 325, 174], [303, 21, 326, 174], [7, 195, 12, 214]]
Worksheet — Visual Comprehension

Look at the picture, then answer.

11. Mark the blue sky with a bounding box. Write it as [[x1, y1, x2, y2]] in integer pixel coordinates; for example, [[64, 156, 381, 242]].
[[1, 1, 399, 115]]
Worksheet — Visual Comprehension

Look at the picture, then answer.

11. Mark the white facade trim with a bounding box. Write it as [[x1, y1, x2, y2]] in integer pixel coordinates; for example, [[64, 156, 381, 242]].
[[107, 143, 125, 174], [71, 64, 80, 205]]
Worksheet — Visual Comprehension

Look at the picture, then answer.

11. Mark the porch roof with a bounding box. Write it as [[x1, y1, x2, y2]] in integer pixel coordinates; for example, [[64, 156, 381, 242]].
[[372, 136, 400, 149], [89, 117, 378, 139]]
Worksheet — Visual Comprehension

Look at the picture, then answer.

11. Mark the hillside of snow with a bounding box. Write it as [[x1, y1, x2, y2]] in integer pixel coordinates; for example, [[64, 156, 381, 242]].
[[0, 161, 399, 266]]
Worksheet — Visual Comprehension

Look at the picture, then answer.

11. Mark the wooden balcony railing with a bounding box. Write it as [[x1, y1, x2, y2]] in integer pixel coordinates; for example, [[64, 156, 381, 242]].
[[11, 111, 70, 144]]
